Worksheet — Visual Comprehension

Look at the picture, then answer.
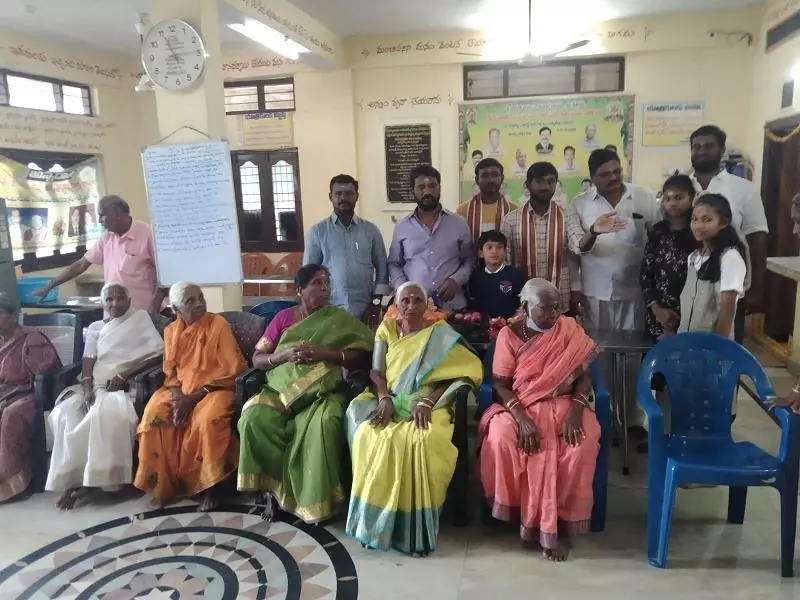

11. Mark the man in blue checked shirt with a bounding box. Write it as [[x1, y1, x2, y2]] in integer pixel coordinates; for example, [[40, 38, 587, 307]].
[[303, 174, 390, 319]]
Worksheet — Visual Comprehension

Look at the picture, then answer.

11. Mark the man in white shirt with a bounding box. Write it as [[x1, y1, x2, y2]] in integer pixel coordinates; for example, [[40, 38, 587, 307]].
[[688, 125, 769, 343], [567, 148, 659, 433]]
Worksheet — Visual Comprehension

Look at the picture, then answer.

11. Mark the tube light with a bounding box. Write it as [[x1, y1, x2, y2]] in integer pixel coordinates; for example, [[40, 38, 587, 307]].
[[228, 18, 310, 60]]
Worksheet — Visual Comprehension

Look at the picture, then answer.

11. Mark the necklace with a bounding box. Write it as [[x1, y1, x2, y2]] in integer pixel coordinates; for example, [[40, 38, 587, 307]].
[[520, 322, 531, 342]]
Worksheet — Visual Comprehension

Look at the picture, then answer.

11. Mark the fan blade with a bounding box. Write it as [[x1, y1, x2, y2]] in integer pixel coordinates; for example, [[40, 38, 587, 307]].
[[556, 39, 590, 54]]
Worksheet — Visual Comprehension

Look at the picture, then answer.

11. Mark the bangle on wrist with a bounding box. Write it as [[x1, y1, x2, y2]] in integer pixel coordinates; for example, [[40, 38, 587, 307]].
[[266, 355, 273, 367], [340, 350, 346, 364], [379, 395, 391, 403]]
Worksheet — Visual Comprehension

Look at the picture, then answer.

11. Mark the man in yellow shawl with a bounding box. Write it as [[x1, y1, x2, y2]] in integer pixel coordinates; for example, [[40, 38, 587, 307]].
[[345, 281, 483, 556], [134, 282, 246, 511]]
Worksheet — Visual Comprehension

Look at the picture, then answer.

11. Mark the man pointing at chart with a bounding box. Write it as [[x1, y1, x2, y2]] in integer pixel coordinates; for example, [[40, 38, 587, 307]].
[[33, 195, 163, 312]]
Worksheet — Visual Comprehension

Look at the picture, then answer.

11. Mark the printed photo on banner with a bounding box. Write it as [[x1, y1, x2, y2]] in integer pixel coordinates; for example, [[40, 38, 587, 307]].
[[458, 94, 635, 206], [0, 155, 104, 259]]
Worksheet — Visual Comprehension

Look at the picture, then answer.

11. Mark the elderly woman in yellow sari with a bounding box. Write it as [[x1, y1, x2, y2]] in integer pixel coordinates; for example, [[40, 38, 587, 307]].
[[237, 265, 374, 523], [134, 282, 246, 511], [345, 282, 483, 556]]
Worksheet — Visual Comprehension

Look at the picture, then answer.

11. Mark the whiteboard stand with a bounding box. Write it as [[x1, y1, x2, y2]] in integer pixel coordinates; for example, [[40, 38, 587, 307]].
[[141, 140, 243, 287]]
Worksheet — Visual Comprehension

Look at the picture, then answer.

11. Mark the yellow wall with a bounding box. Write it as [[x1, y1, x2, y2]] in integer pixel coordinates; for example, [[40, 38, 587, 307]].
[[1, 5, 783, 269], [746, 10, 800, 188], [0, 30, 159, 289]]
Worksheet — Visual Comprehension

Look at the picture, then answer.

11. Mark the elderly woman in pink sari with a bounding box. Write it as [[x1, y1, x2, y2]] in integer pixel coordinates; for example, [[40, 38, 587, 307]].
[[479, 278, 599, 561], [0, 292, 61, 501]]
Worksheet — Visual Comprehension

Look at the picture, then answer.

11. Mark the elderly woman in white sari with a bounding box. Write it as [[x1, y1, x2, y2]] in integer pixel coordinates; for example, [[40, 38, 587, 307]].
[[46, 283, 164, 509]]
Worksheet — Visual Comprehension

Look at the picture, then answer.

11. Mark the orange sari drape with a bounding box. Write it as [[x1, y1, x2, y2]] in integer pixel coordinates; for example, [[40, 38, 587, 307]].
[[478, 316, 600, 548], [134, 312, 247, 502]]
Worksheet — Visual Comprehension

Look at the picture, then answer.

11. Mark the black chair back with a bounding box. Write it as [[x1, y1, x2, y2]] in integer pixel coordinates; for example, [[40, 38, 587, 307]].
[[22, 312, 82, 365], [219, 311, 266, 365]]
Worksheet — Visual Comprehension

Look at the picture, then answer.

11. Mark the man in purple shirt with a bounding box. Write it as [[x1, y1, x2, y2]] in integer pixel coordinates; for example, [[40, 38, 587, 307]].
[[388, 165, 476, 309]]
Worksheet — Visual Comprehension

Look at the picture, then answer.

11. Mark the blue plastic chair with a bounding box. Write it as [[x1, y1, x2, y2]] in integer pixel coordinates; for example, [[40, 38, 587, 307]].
[[637, 332, 800, 577], [590, 359, 612, 533], [476, 341, 496, 418], [248, 300, 297, 322]]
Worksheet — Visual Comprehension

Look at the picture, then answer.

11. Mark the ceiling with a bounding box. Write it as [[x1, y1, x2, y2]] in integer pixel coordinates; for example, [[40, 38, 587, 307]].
[[0, 0, 766, 56]]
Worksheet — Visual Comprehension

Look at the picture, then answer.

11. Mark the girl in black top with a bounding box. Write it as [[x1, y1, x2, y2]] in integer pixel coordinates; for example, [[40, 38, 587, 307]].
[[641, 175, 699, 341]]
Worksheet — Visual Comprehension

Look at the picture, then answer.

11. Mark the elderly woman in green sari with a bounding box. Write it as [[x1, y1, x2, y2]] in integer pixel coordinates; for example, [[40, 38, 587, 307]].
[[345, 282, 483, 556], [238, 264, 374, 523]]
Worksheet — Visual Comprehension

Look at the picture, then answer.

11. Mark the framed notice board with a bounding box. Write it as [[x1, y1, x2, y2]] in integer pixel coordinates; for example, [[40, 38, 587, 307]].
[[384, 124, 432, 203]]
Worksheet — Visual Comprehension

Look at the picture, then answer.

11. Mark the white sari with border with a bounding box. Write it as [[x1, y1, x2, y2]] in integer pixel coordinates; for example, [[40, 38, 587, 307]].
[[46, 309, 164, 491]]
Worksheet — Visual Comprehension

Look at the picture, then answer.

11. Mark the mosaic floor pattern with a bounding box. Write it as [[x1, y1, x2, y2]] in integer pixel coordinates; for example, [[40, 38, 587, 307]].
[[0, 504, 358, 600]]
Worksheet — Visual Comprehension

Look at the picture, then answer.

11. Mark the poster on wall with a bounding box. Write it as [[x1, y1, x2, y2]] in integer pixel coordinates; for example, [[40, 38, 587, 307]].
[[641, 101, 704, 147], [458, 94, 635, 205], [0, 155, 103, 261], [385, 124, 432, 203]]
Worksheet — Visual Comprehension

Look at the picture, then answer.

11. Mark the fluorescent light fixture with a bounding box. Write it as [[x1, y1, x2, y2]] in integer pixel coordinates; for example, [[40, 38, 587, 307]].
[[228, 18, 310, 59]]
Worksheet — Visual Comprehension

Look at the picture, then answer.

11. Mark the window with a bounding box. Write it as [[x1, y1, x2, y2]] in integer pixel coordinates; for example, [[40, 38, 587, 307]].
[[0, 70, 92, 116], [231, 149, 303, 252], [1, 149, 97, 272], [224, 78, 295, 114], [464, 58, 625, 100]]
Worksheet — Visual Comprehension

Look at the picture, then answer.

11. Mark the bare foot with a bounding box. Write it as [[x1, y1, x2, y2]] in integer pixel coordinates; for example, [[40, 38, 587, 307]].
[[542, 540, 570, 562], [56, 487, 82, 510], [411, 550, 433, 558], [198, 491, 219, 512]]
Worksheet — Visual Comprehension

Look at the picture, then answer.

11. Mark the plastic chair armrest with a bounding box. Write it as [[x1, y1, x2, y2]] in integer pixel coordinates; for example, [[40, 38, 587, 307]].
[[589, 360, 612, 431], [235, 367, 265, 408]]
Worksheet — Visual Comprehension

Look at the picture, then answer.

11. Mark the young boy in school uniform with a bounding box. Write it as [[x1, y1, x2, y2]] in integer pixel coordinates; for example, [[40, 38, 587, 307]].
[[468, 230, 525, 319]]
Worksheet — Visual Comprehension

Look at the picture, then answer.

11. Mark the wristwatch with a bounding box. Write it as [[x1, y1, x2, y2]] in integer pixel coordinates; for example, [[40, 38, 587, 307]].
[[589, 224, 597, 236]]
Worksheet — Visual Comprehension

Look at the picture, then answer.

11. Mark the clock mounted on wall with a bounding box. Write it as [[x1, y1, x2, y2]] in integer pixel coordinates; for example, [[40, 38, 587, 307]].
[[141, 19, 206, 91]]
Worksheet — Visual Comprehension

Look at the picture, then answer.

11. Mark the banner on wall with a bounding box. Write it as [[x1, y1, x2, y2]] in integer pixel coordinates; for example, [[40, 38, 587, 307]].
[[458, 94, 635, 206], [0, 155, 103, 260], [641, 101, 704, 147]]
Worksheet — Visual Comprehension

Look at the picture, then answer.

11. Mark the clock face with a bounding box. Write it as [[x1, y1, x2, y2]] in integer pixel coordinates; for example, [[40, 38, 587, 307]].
[[142, 19, 206, 91]]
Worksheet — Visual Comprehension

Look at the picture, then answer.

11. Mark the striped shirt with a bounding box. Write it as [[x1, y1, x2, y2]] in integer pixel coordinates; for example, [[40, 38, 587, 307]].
[[500, 202, 579, 311]]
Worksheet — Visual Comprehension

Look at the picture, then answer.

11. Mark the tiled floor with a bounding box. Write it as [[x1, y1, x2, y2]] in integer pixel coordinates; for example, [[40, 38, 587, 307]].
[[1, 361, 799, 599]]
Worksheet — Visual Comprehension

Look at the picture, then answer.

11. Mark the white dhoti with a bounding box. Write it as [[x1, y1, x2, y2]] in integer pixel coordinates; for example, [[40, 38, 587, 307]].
[[583, 296, 645, 428], [46, 387, 138, 490]]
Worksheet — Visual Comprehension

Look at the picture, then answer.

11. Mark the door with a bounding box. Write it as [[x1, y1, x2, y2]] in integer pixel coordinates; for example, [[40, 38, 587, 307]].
[[762, 120, 800, 342]]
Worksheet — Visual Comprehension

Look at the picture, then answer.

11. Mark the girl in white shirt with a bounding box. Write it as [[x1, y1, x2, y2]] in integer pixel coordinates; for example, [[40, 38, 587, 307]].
[[679, 193, 747, 338]]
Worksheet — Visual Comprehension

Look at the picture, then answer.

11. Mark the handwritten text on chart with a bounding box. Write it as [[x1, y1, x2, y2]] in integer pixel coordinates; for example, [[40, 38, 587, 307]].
[[235, 0, 335, 56], [361, 95, 453, 111], [144, 144, 239, 257], [360, 37, 486, 57], [7, 45, 124, 80]]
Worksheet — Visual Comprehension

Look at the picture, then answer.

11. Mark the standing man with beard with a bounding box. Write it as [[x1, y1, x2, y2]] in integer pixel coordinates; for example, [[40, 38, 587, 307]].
[[389, 165, 475, 310], [303, 174, 389, 319], [688, 125, 768, 343], [567, 148, 659, 439], [501, 162, 582, 316], [457, 158, 517, 246]]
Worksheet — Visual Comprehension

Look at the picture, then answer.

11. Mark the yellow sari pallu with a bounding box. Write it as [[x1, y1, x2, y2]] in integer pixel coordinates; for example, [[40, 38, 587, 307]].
[[344, 320, 483, 554]]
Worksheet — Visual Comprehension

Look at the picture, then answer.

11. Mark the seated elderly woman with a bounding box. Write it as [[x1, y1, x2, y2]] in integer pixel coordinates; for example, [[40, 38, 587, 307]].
[[0, 292, 61, 501], [46, 283, 164, 509], [238, 264, 374, 523], [345, 282, 483, 556], [134, 282, 246, 510], [479, 278, 600, 562]]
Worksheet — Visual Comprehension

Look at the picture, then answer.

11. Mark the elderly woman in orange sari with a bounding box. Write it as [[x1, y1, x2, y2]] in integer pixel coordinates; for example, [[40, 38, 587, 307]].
[[134, 282, 246, 511], [479, 278, 600, 562]]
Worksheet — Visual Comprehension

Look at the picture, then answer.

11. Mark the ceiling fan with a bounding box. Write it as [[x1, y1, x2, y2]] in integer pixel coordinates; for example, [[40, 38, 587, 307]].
[[457, 0, 590, 65]]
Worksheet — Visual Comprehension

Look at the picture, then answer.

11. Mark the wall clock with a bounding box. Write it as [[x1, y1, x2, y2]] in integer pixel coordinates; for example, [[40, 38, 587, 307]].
[[141, 19, 206, 91]]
